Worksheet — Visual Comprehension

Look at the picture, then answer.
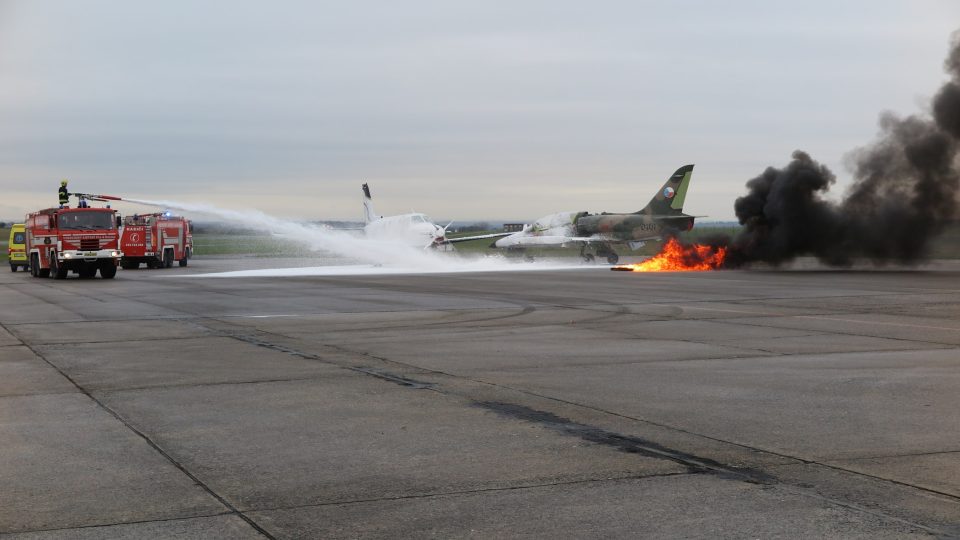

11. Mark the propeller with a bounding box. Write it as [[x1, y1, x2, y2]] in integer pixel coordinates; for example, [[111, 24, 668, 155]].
[[425, 220, 455, 249]]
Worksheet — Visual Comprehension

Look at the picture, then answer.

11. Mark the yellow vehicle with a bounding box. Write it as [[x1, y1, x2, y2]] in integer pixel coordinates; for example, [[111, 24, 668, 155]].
[[8, 223, 28, 272]]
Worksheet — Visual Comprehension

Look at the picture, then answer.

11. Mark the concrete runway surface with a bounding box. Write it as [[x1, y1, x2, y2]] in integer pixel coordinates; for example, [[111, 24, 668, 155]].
[[1, 257, 959, 538]]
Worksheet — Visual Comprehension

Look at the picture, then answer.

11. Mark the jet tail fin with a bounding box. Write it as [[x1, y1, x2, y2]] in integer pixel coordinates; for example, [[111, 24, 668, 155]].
[[362, 183, 378, 223], [637, 164, 694, 215]]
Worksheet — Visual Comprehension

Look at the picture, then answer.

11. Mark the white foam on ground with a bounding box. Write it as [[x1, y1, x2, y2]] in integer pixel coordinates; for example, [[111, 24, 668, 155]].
[[125, 198, 603, 278], [188, 261, 600, 278]]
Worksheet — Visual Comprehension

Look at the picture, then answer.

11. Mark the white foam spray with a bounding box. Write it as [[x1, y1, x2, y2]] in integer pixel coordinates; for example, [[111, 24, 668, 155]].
[[122, 198, 597, 277]]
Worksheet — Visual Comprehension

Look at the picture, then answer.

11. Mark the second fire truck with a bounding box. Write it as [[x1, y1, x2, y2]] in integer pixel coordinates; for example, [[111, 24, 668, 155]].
[[120, 212, 193, 269]]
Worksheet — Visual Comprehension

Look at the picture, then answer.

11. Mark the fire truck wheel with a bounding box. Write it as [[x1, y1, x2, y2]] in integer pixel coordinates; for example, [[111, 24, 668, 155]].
[[99, 261, 117, 279], [178, 255, 188, 267], [50, 255, 68, 280], [30, 255, 38, 277], [164, 249, 174, 268]]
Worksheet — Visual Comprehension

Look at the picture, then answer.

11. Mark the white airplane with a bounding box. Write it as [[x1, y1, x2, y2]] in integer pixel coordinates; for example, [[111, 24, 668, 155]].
[[361, 184, 508, 249]]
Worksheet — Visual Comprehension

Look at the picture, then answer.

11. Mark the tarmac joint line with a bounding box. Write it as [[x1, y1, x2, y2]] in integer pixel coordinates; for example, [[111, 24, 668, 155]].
[[16, 340, 279, 540]]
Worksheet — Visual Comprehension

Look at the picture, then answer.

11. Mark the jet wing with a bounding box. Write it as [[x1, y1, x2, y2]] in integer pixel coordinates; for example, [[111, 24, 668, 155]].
[[495, 234, 613, 248], [496, 234, 666, 248]]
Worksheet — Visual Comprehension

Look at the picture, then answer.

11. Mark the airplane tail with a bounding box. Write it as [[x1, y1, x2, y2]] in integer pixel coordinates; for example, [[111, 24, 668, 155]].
[[362, 183, 378, 223], [637, 164, 694, 215]]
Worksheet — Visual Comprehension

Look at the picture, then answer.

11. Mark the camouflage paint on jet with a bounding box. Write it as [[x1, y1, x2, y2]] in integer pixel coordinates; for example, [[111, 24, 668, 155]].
[[493, 165, 697, 264]]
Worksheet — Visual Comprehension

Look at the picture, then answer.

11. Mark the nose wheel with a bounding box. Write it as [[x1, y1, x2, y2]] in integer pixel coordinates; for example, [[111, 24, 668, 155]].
[[579, 244, 596, 263]]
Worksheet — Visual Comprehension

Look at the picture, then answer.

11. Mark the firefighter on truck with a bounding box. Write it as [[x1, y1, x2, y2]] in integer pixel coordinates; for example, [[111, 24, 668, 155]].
[[58, 180, 69, 207], [24, 198, 123, 280], [120, 212, 193, 269]]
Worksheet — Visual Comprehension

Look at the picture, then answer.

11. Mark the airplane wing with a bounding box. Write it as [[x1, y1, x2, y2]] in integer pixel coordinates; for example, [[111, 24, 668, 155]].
[[495, 234, 611, 247], [496, 234, 663, 248], [441, 232, 513, 244], [566, 236, 662, 246]]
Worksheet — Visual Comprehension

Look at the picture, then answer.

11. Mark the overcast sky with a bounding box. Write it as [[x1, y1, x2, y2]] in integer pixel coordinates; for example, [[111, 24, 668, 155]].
[[1, 1, 959, 222]]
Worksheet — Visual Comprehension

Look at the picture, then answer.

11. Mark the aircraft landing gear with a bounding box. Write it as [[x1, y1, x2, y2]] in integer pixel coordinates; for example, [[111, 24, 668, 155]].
[[595, 244, 619, 265], [579, 245, 595, 263]]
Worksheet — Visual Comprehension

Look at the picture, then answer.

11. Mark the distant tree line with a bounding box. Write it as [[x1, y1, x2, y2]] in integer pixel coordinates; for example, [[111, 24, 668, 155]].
[[452, 222, 492, 233]]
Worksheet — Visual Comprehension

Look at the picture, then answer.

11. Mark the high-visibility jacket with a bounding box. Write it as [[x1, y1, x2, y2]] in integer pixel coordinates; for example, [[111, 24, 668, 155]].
[[58, 186, 69, 205]]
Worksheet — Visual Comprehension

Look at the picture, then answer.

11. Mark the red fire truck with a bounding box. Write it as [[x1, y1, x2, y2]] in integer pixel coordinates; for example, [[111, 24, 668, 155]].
[[24, 206, 123, 279], [120, 212, 193, 269]]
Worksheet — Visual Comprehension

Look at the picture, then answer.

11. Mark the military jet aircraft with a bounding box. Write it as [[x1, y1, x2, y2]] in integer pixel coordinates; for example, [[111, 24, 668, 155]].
[[492, 164, 697, 264], [361, 184, 508, 249]]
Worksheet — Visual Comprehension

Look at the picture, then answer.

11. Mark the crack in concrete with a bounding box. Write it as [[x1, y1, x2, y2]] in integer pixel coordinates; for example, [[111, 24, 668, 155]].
[[831, 449, 960, 461], [241, 471, 695, 514], [0, 511, 241, 537]]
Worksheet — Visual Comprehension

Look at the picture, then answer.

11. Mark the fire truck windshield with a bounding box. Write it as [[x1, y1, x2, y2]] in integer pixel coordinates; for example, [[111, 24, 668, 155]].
[[57, 211, 115, 230]]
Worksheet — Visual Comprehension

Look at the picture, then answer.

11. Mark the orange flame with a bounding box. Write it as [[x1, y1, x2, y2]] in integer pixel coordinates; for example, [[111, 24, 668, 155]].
[[612, 238, 727, 272]]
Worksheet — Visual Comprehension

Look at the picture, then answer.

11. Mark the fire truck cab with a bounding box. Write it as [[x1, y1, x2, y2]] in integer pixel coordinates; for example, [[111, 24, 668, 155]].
[[24, 207, 123, 279], [120, 213, 193, 269]]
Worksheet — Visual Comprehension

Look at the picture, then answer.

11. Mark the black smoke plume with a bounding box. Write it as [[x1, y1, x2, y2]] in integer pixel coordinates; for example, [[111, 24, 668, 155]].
[[721, 33, 960, 268]]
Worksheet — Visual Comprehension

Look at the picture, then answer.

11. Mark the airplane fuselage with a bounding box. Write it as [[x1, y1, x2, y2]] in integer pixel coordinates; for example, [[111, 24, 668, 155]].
[[575, 213, 695, 240], [494, 211, 695, 248], [363, 213, 450, 249]]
